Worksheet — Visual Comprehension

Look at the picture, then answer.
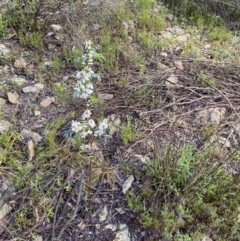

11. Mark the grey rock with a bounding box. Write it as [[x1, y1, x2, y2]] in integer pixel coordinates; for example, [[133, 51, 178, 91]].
[[0, 201, 12, 220], [50, 24, 63, 32], [0, 44, 10, 58], [34, 83, 44, 90], [176, 35, 188, 42], [161, 31, 173, 39], [114, 224, 131, 241], [21, 129, 42, 144], [22, 86, 38, 93], [12, 76, 27, 86], [0, 120, 12, 133], [0, 98, 6, 106], [166, 13, 174, 21], [93, 24, 101, 30], [97, 93, 114, 100], [202, 237, 212, 241], [26, 140, 34, 161]]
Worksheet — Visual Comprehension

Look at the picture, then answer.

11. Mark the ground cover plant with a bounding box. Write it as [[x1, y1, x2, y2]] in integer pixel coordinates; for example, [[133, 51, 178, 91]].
[[0, 0, 239, 240]]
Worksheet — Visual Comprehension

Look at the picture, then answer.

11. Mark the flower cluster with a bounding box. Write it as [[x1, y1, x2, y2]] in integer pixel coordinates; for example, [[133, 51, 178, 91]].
[[71, 110, 108, 138], [73, 41, 101, 99], [70, 41, 109, 141]]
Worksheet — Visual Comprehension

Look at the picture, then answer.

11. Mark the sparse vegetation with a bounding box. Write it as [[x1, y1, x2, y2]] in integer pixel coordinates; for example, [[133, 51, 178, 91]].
[[0, 0, 239, 240]]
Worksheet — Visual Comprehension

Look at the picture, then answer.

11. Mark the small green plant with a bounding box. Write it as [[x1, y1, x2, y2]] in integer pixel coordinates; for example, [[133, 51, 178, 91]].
[[120, 117, 136, 145], [0, 130, 21, 164], [195, 71, 218, 87], [125, 142, 240, 240], [45, 116, 65, 149], [19, 31, 43, 51], [54, 83, 71, 101], [208, 27, 232, 42]]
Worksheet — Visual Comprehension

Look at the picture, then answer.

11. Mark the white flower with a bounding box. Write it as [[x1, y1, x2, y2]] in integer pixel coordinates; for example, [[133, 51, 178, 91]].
[[87, 130, 92, 135], [80, 144, 90, 151], [94, 130, 103, 137], [94, 119, 108, 137], [85, 40, 92, 50], [86, 82, 93, 90], [71, 120, 83, 133], [75, 70, 81, 79], [98, 119, 108, 131], [81, 131, 89, 138], [88, 119, 96, 128], [82, 110, 92, 119]]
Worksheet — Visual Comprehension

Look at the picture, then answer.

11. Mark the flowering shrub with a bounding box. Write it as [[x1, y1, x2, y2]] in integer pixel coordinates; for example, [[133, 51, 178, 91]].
[[73, 41, 101, 99], [71, 110, 108, 138], [69, 41, 109, 140]]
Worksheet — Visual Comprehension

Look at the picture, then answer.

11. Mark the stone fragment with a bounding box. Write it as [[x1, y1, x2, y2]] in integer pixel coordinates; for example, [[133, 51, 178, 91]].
[[157, 62, 168, 69], [34, 111, 41, 116], [34, 83, 44, 90], [233, 124, 240, 136], [174, 60, 184, 70], [176, 35, 188, 42], [40, 97, 55, 107], [63, 75, 69, 81], [0, 201, 12, 219], [14, 58, 27, 69], [105, 224, 117, 231], [166, 74, 178, 87], [198, 108, 226, 125], [97, 93, 114, 100], [205, 44, 211, 49], [99, 205, 108, 222], [3, 65, 9, 74], [7, 91, 19, 104], [109, 115, 121, 135], [50, 24, 63, 32], [34, 235, 43, 241], [219, 137, 231, 148], [90, 142, 105, 164], [27, 140, 34, 161], [54, 82, 62, 87], [174, 27, 185, 36], [21, 129, 42, 144], [113, 224, 130, 241], [0, 44, 10, 58], [160, 31, 173, 39], [202, 237, 212, 241], [0, 98, 6, 106], [0, 120, 12, 134], [166, 13, 174, 21], [210, 108, 226, 125], [12, 76, 27, 86], [93, 24, 101, 30], [122, 175, 134, 194], [160, 52, 168, 57], [122, 21, 129, 30], [22, 86, 38, 93]]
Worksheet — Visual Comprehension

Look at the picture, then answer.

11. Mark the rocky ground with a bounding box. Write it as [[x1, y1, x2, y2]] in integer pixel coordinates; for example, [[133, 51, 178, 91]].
[[0, 0, 240, 241]]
